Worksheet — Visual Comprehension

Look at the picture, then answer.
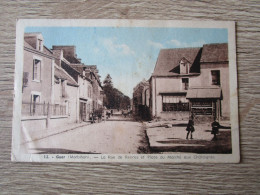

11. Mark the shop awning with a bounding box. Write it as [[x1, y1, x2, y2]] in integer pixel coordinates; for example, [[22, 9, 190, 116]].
[[159, 92, 187, 96], [186, 87, 222, 99]]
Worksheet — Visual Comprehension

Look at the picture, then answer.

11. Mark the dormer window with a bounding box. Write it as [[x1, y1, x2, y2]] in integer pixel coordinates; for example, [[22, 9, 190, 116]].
[[38, 39, 43, 51], [179, 58, 190, 74]]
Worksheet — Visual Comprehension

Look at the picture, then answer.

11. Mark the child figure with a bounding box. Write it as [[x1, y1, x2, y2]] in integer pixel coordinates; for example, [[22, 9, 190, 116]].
[[211, 120, 220, 140], [186, 119, 195, 139]]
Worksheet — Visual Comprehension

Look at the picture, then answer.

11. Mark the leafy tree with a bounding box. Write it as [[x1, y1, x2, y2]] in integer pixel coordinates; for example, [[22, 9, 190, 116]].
[[103, 74, 130, 109]]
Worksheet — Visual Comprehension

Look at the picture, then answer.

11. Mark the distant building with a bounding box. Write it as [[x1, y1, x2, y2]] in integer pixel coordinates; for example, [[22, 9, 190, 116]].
[[85, 65, 104, 112], [133, 79, 150, 120], [53, 64, 79, 124], [52, 46, 103, 121], [150, 43, 229, 122]]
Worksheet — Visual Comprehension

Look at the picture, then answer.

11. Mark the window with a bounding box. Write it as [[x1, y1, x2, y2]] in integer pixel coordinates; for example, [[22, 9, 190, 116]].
[[180, 58, 189, 74], [22, 72, 29, 92], [33, 59, 41, 81], [31, 94, 40, 114], [61, 80, 66, 97], [38, 39, 42, 51], [162, 95, 189, 111], [182, 78, 189, 90], [211, 70, 220, 85]]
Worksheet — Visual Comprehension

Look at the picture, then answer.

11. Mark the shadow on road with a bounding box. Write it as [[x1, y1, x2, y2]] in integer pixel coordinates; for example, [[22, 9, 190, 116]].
[[150, 131, 232, 154], [29, 148, 101, 154]]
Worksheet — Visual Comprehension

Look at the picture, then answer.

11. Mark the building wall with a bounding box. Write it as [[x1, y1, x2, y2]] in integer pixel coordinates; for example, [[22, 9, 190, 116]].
[[151, 76, 199, 118], [151, 63, 230, 119], [66, 85, 79, 123], [92, 78, 103, 110], [142, 86, 150, 107], [78, 76, 93, 119], [199, 63, 230, 118], [22, 49, 53, 104]]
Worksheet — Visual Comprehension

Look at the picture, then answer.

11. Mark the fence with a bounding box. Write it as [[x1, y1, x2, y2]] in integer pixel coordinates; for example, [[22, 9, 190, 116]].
[[22, 102, 66, 116]]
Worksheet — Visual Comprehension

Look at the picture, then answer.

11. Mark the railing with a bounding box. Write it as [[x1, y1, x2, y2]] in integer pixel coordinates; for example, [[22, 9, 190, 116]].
[[22, 102, 66, 116]]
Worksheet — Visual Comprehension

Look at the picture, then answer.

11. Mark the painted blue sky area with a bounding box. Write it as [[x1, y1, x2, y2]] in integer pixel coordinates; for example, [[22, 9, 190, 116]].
[[25, 26, 228, 97]]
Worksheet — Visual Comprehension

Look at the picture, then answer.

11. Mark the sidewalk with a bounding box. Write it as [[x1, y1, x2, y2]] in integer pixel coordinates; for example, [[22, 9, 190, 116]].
[[21, 121, 91, 143], [107, 115, 133, 121], [145, 120, 232, 154]]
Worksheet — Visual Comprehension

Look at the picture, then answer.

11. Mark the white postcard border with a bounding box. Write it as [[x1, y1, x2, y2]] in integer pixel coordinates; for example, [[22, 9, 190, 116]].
[[12, 19, 240, 163]]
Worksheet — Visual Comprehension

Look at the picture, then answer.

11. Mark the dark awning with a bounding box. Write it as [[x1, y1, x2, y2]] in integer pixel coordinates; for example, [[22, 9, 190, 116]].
[[186, 87, 222, 99]]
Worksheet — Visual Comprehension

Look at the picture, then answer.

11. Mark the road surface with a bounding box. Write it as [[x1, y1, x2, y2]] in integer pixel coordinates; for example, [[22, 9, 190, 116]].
[[24, 120, 145, 154]]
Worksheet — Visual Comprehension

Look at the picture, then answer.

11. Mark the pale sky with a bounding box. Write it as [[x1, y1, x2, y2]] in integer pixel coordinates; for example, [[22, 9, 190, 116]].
[[26, 26, 228, 98]]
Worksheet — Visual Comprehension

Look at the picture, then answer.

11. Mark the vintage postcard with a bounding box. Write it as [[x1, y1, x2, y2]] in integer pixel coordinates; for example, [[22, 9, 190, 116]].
[[12, 19, 239, 162]]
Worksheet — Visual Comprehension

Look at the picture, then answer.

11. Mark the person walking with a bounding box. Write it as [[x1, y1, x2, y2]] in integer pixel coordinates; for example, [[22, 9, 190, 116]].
[[186, 119, 195, 140], [211, 120, 220, 140]]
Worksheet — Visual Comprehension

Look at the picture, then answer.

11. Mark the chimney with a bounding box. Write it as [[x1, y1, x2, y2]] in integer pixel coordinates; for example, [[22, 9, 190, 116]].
[[52, 49, 63, 67]]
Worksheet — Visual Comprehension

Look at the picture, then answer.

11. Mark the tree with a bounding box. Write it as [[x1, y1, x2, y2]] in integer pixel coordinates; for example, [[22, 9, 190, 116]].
[[102, 74, 130, 109], [103, 74, 113, 87]]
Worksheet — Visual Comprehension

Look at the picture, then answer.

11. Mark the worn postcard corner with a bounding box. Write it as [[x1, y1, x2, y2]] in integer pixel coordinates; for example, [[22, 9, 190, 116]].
[[12, 19, 239, 163]]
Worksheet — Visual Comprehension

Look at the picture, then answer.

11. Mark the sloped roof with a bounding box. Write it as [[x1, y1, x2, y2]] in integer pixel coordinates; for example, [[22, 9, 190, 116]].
[[200, 43, 228, 63], [54, 66, 78, 87], [24, 40, 54, 57], [70, 64, 86, 75], [186, 86, 222, 99], [64, 56, 81, 64], [24, 40, 34, 50], [153, 47, 201, 76]]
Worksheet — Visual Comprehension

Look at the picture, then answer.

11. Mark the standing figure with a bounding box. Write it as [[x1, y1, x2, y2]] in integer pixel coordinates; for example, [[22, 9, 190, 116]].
[[97, 112, 102, 123], [106, 110, 110, 119], [186, 119, 195, 140], [211, 120, 220, 140], [91, 112, 95, 124]]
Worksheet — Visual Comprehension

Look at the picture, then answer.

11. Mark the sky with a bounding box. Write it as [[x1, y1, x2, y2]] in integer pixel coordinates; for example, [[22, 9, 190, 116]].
[[25, 26, 228, 98]]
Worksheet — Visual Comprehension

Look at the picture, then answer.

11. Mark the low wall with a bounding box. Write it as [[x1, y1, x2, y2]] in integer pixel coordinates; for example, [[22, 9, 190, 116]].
[[21, 115, 72, 142], [157, 111, 189, 120], [22, 116, 47, 131], [49, 115, 69, 128]]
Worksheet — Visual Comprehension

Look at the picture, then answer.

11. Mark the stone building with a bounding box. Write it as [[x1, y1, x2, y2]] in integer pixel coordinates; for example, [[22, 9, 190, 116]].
[[22, 33, 79, 133], [149, 43, 229, 122]]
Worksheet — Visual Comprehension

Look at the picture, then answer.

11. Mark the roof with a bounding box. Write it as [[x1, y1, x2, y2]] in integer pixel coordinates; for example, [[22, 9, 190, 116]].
[[24, 41, 34, 50], [186, 86, 222, 99], [24, 40, 54, 57], [54, 66, 78, 87], [64, 56, 81, 64], [153, 47, 201, 76], [200, 43, 228, 63], [70, 64, 86, 75]]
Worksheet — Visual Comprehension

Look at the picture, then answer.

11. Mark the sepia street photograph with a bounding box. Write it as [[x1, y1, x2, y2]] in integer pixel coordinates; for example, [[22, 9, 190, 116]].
[[12, 20, 239, 162]]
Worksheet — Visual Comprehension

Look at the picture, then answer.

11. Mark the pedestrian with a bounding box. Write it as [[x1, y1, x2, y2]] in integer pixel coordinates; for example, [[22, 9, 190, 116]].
[[123, 110, 127, 118], [97, 112, 102, 123], [91, 112, 95, 124], [186, 119, 195, 140], [107, 110, 111, 118], [211, 120, 220, 140]]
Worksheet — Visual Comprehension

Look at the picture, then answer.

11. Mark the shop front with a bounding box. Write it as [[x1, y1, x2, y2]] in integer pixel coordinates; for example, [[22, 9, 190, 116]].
[[186, 86, 222, 123]]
